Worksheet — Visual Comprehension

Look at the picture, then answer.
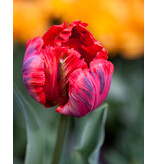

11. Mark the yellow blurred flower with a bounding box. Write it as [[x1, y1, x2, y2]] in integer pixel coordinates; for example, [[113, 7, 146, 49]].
[[52, 0, 144, 59]]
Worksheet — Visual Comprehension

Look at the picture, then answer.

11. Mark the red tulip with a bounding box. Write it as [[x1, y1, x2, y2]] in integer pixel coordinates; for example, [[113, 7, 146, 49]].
[[22, 21, 114, 117]]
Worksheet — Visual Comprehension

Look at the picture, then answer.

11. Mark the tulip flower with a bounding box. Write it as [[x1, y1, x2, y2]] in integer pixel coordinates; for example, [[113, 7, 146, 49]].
[[22, 21, 114, 117]]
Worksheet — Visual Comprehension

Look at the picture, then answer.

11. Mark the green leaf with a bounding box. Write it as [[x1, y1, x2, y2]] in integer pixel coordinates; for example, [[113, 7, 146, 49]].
[[14, 85, 45, 164], [61, 103, 108, 164]]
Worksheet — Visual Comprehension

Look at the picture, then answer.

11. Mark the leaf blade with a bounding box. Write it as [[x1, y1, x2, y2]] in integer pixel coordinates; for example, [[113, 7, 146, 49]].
[[14, 85, 45, 164], [61, 103, 108, 164]]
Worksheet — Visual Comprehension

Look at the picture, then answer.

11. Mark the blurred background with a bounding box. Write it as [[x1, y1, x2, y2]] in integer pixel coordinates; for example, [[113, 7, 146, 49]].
[[13, 0, 144, 164]]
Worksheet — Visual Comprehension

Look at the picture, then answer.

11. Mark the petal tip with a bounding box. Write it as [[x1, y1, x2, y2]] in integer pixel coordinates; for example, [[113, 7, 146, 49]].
[[56, 106, 61, 113]]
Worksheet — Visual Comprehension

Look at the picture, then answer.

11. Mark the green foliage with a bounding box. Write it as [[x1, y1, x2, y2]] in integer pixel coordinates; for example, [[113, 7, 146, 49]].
[[14, 86, 45, 164], [60, 104, 108, 164]]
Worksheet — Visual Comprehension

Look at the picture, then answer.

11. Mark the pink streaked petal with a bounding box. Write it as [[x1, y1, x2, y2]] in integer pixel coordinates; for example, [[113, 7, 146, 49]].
[[56, 59, 114, 118], [56, 68, 95, 117], [89, 59, 114, 109], [22, 54, 46, 106], [24, 37, 43, 63]]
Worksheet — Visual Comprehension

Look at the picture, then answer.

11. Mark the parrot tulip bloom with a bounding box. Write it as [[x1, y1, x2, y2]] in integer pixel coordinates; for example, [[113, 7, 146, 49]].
[[22, 21, 114, 117]]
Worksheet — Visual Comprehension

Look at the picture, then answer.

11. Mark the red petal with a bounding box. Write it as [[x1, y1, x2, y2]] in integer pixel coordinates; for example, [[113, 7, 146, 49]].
[[43, 45, 88, 107], [42, 22, 67, 47], [62, 21, 108, 64]]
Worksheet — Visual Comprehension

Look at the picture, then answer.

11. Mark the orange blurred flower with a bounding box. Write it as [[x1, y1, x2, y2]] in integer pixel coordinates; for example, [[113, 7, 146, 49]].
[[13, 0, 144, 59], [13, 0, 54, 43]]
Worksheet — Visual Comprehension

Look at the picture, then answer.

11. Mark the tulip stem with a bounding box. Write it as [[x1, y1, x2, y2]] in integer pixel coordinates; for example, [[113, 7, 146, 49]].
[[52, 114, 67, 164]]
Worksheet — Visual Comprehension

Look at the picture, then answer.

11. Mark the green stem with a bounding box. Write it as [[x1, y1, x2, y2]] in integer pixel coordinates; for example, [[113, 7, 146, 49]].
[[52, 114, 67, 164]]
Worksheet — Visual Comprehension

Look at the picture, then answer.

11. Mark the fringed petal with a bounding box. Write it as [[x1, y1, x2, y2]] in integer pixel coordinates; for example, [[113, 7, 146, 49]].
[[42, 22, 67, 47], [62, 21, 108, 64], [42, 21, 108, 64]]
